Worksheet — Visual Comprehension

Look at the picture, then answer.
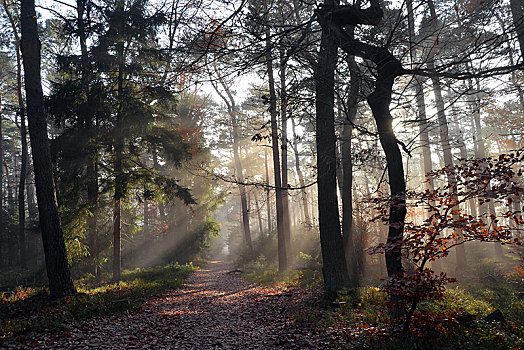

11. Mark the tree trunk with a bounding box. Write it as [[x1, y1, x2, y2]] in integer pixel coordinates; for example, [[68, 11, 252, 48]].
[[315, 0, 350, 299], [76, 0, 99, 277], [406, 0, 434, 194], [20, 0, 75, 296], [230, 109, 253, 254], [341, 55, 360, 287], [113, 24, 125, 281], [113, 144, 123, 281], [254, 191, 264, 237], [367, 64, 407, 320], [26, 161, 37, 219], [291, 118, 311, 227], [427, 0, 467, 271], [266, 26, 287, 272], [0, 91, 3, 267], [264, 145, 272, 233], [87, 159, 98, 276], [467, 79, 504, 258], [211, 70, 253, 254], [3, 0, 28, 268], [279, 50, 291, 263]]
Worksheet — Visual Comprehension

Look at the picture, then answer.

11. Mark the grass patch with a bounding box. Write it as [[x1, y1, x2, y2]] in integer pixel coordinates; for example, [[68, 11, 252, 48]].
[[0, 263, 196, 341], [241, 255, 322, 289]]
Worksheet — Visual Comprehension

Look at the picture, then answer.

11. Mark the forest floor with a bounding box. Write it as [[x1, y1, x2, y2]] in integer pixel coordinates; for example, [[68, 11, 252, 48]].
[[4, 260, 331, 349]]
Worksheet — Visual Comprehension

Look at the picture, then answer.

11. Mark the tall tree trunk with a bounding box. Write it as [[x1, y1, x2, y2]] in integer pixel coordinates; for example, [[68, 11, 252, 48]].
[[20, 0, 75, 296], [229, 108, 253, 254], [407, 0, 434, 194], [427, 0, 467, 270], [211, 70, 253, 254], [341, 55, 359, 287], [3, 0, 28, 268], [367, 63, 407, 320], [17, 106, 27, 269], [266, 26, 287, 272], [76, 0, 99, 277], [291, 118, 311, 227], [315, 0, 350, 299], [279, 50, 291, 263], [0, 91, 3, 267], [467, 78, 504, 258], [113, 22, 125, 281]]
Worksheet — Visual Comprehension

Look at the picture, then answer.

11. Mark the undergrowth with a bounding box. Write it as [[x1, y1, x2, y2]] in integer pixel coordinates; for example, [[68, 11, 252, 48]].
[[242, 256, 523, 349], [0, 263, 196, 342]]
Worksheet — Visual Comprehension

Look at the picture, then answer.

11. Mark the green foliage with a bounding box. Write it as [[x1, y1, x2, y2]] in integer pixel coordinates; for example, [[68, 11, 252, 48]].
[[241, 255, 323, 288], [326, 284, 523, 349], [0, 263, 196, 340]]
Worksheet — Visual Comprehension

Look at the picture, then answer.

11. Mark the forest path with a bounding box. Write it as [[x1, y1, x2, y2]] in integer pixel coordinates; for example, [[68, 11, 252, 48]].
[[19, 260, 329, 349]]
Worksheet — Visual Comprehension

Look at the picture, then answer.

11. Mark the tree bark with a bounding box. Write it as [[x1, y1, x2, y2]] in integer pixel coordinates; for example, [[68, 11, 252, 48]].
[[26, 160, 37, 219], [367, 64, 407, 319], [211, 70, 253, 254], [3, 0, 28, 268], [20, 0, 75, 296], [254, 191, 264, 237], [264, 145, 272, 233], [427, 0, 467, 270], [266, 26, 287, 272], [113, 17, 125, 281], [291, 118, 311, 227], [315, 0, 350, 299], [279, 50, 291, 263], [341, 55, 359, 287], [76, 0, 99, 277], [0, 90, 3, 266]]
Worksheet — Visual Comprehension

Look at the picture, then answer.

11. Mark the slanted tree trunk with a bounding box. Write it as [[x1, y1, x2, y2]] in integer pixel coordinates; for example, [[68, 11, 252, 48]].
[[20, 0, 75, 296], [367, 62, 407, 320], [315, 0, 350, 299], [266, 25, 287, 272]]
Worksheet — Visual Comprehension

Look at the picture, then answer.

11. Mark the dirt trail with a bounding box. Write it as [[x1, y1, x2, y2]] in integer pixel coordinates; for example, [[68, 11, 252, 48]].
[[12, 261, 329, 349]]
